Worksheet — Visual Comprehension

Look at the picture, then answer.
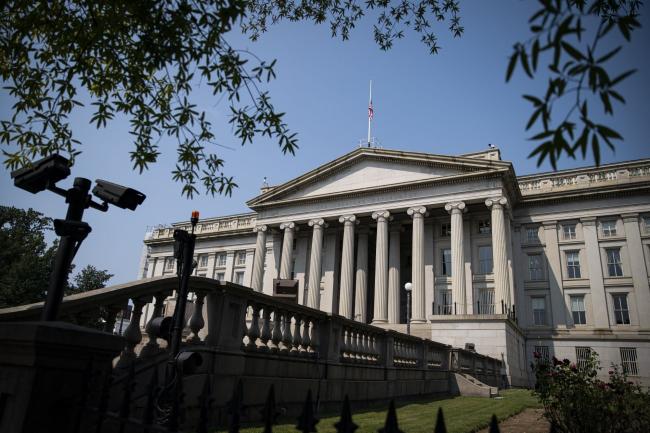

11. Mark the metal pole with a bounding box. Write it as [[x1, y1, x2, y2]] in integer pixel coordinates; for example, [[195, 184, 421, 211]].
[[42, 178, 91, 321], [169, 231, 195, 358], [406, 291, 411, 335]]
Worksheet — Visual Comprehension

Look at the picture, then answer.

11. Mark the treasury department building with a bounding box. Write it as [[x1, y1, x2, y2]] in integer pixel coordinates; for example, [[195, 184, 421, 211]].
[[139, 147, 650, 386]]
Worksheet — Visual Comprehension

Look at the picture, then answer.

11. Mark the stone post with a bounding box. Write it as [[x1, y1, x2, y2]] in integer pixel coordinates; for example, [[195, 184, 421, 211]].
[[307, 219, 326, 309], [354, 227, 369, 323], [279, 222, 295, 279], [372, 210, 390, 324], [388, 222, 401, 324], [338, 215, 356, 319], [445, 202, 467, 314], [251, 225, 268, 292], [408, 206, 427, 322], [485, 197, 510, 313]]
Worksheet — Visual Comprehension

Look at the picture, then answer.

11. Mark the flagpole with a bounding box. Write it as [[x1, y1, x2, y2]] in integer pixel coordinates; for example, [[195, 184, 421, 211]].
[[367, 80, 372, 147]]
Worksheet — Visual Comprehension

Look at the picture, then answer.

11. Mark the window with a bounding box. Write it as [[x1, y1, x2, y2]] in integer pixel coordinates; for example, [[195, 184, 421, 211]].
[[601, 220, 617, 237], [606, 248, 623, 277], [478, 219, 491, 235], [198, 254, 208, 268], [478, 246, 493, 274], [216, 252, 227, 267], [528, 254, 544, 280], [440, 223, 451, 237], [526, 227, 539, 243], [215, 272, 225, 282], [620, 348, 639, 376], [575, 347, 592, 370], [438, 290, 452, 315], [164, 257, 174, 271], [234, 271, 245, 285], [441, 248, 452, 276], [532, 297, 546, 326], [566, 251, 581, 278], [477, 289, 495, 314], [563, 224, 577, 240], [571, 296, 587, 325], [613, 294, 630, 325], [534, 345, 550, 361], [236, 251, 246, 266]]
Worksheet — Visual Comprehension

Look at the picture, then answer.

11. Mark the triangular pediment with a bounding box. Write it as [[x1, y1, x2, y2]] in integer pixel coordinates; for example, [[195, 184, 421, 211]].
[[247, 148, 514, 208]]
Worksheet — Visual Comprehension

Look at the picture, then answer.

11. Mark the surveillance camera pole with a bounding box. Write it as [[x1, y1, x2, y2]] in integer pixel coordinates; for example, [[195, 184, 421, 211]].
[[42, 178, 105, 321]]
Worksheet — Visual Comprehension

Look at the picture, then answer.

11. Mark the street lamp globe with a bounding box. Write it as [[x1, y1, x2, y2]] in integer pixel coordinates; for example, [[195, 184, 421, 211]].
[[404, 282, 412, 292]]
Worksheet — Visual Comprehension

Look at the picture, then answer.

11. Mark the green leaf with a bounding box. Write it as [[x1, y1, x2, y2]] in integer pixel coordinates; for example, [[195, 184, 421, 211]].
[[523, 95, 543, 107], [596, 46, 621, 64], [520, 49, 533, 78], [506, 51, 519, 82], [532, 39, 540, 71], [610, 69, 637, 86], [596, 124, 622, 140], [591, 133, 600, 166], [526, 108, 543, 130], [561, 41, 584, 61], [599, 92, 613, 115]]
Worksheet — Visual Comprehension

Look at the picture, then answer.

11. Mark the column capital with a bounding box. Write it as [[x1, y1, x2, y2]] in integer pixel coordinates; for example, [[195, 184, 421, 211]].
[[253, 224, 268, 232], [580, 216, 597, 226], [485, 196, 508, 209], [372, 210, 391, 221], [621, 213, 639, 223], [279, 221, 295, 230], [407, 206, 427, 217], [308, 218, 327, 228], [339, 214, 357, 224], [444, 201, 466, 214]]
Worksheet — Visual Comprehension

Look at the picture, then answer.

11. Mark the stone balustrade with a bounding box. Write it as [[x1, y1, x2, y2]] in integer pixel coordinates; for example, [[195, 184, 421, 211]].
[[148, 213, 257, 240], [0, 275, 502, 381], [518, 161, 650, 195]]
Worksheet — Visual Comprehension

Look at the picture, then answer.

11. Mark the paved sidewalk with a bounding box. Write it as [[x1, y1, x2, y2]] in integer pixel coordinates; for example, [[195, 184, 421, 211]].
[[477, 409, 549, 433]]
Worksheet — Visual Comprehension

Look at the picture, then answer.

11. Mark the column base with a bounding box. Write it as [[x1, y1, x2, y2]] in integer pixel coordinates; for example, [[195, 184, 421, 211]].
[[371, 319, 388, 325], [409, 319, 428, 324]]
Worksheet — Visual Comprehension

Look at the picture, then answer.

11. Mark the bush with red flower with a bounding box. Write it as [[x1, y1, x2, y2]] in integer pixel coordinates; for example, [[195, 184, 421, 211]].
[[532, 350, 650, 433]]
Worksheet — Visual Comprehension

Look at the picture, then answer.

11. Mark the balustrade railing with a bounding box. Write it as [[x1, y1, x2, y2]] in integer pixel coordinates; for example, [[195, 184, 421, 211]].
[[150, 213, 257, 240], [0, 276, 503, 378]]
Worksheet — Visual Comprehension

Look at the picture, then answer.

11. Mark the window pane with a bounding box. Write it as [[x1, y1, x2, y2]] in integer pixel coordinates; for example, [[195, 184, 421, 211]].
[[479, 246, 493, 274], [602, 221, 617, 237], [571, 296, 586, 324], [442, 249, 452, 276], [606, 248, 623, 277], [613, 294, 630, 325], [526, 227, 539, 242]]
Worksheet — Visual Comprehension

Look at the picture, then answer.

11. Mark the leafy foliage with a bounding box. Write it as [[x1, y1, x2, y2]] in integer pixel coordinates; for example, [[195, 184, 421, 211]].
[[507, 0, 642, 168], [243, 0, 463, 55], [532, 350, 650, 433], [1, 1, 462, 198], [0, 206, 112, 308]]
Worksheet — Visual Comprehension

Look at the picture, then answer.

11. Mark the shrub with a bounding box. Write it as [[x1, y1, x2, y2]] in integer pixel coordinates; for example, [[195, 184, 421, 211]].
[[532, 350, 650, 433]]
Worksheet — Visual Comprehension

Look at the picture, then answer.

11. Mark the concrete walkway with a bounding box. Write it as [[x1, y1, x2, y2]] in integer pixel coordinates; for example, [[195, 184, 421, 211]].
[[477, 409, 549, 433]]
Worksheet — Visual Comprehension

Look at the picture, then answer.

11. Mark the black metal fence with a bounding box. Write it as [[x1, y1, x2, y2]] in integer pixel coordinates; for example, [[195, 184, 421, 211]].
[[77, 361, 549, 433]]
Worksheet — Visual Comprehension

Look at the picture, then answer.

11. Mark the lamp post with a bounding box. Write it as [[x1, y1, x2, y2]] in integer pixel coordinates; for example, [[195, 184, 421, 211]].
[[404, 282, 412, 335]]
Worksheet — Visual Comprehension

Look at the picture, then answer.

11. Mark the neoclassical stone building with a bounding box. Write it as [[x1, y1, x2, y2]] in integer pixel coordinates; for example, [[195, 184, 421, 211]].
[[139, 147, 650, 386]]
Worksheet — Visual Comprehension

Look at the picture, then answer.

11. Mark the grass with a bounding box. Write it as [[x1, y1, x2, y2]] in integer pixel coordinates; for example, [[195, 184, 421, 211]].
[[217, 389, 542, 433]]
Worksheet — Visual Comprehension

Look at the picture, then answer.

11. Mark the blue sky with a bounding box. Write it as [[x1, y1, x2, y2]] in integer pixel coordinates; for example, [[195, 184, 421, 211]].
[[2, 1, 649, 285]]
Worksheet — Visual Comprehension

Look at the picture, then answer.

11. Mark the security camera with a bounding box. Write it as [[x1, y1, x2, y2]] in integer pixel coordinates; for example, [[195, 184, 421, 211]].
[[10, 154, 71, 194], [92, 179, 146, 211]]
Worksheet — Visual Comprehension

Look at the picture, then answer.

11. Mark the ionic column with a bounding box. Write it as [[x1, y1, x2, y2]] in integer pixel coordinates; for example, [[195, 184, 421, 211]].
[[279, 222, 295, 279], [372, 210, 390, 324], [307, 219, 326, 309], [387, 222, 401, 324], [445, 202, 467, 314], [338, 215, 356, 319], [485, 197, 510, 313], [251, 225, 268, 292], [408, 206, 427, 322], [354, 227, 369, 322]]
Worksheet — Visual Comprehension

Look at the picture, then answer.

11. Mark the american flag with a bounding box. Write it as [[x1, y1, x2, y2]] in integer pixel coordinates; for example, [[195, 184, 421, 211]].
[[368, 99, 374, 121]]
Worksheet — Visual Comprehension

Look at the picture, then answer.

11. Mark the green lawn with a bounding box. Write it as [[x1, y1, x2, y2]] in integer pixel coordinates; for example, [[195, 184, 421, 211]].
[[220, 389, 541, 433]]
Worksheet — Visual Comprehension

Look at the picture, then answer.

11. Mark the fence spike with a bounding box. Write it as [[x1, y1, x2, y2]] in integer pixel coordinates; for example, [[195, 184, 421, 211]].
[[196, 374, 213, 433], [434, 407, 447, 433], [378, 400, 403, 433], [296, 389, 319, 433], [142, 366, 159, 433], [118, 362, 136, 433], [228, 379, 244, 433], [261, 384, 280, 433], [334, 395, 358, 433], [488, 414, 500, 433]]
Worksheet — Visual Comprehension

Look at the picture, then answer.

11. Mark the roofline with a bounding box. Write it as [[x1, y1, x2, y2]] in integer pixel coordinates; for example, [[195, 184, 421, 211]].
[[518, 157, 650, 180]]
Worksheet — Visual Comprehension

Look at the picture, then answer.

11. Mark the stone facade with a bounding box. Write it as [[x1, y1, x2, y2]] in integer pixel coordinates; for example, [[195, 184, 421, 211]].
[[140, 147, 650, 387]]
